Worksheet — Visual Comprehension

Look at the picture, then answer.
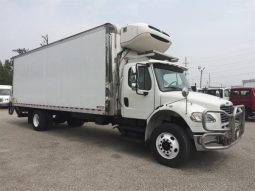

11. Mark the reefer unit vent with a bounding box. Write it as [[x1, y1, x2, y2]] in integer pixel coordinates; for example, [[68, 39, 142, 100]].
[[120, 23, 171, 53]]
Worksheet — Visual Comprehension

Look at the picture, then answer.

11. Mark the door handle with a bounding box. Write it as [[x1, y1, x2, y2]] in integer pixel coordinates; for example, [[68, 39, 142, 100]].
[[124, 97, 129, 107]]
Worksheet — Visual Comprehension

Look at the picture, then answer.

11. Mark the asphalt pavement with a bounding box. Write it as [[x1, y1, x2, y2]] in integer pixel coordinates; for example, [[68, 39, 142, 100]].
[[0, 108, 255, 191]]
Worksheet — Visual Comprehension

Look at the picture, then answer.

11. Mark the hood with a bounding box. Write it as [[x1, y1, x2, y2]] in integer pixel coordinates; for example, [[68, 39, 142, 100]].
[[160, 91, 232, 110]]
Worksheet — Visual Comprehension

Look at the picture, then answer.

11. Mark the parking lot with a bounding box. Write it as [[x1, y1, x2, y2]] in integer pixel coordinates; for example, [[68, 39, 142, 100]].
[[0, 108, 255, 191]]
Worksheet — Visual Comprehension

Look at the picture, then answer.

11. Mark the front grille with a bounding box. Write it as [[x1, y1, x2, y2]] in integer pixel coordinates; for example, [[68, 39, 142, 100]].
[[220, 105, 234, 123]]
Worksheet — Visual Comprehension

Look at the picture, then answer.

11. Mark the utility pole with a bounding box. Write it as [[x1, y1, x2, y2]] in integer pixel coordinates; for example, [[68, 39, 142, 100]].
[[183, 57, 189, 77], [209, 72, 211, 88], [198, 66, 205, 88]]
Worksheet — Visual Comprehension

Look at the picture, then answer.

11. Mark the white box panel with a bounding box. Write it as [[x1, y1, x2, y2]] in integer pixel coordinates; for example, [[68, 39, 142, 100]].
[[13, 27, 107, 112]]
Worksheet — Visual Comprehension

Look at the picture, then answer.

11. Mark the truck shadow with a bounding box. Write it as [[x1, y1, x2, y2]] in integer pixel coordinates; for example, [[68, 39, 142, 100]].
[[29, 121, 151, 161], [12, 120, 230, 170], [247, 118, 255, 122], [182, 150, 229, 171]]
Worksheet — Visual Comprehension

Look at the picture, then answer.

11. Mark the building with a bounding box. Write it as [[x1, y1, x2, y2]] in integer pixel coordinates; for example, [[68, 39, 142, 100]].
[[243, 79, 255, 87]]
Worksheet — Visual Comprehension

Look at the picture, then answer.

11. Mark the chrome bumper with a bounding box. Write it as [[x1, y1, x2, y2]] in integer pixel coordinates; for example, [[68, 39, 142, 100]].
[[194, 105, 245, 151]]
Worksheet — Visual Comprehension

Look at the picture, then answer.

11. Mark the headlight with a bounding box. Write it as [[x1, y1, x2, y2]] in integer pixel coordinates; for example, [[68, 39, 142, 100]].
[[190, 112, 216, 123]]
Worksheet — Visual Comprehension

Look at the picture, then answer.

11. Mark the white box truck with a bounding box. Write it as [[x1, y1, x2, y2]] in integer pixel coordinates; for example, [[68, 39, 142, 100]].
[[0, 85, 12, 107], [10, 23, 245, 167]]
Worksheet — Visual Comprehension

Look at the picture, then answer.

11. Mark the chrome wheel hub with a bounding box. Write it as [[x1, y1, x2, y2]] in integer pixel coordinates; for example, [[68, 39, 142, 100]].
[[156, 132, 179, 159], [33, 114, 40, 127]]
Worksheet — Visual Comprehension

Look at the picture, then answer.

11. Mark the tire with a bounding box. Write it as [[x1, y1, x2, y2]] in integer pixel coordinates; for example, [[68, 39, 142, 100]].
[[245, 114, 248, 121], [28, 111, 33, 124], [53, 115, 66, 124], [118, 128, 127, 136], [32, 110, 52, 131], [67, 119, 84, 127], [245, 110, 249, 121], [150, 123, 191, 167], [8, 102, 14, 115]]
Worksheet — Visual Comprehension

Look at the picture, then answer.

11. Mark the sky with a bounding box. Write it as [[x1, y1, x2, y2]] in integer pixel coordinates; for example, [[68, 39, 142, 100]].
[[0, 0, 255, 87]]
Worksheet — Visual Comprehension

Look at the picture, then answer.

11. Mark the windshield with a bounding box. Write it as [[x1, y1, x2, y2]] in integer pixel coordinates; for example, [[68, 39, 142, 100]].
[[0, 89, 11, 95], [153, 63, 190, 92]]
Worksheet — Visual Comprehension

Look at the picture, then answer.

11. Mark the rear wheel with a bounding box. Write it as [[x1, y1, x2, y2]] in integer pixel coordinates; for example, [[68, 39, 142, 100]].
[[32, 110, 52, 131], [150, 123, 191, 167], [53, 114, 66, 124], [67, 119, 84, 127], [28, 111, 33, 124]]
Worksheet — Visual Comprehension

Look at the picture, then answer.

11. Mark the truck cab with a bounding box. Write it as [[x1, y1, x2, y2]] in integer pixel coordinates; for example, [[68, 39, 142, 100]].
[[118, 55, 244, 166], [118, 24, 245, 166]]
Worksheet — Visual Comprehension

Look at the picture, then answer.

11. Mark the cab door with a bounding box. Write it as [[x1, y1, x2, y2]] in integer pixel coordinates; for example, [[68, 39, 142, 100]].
[[121, 63, 155, 119]]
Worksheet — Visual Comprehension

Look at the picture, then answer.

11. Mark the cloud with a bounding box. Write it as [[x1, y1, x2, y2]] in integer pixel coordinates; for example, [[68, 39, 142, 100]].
[[0, 0, 254, 87], [226, 0, 255, 14]]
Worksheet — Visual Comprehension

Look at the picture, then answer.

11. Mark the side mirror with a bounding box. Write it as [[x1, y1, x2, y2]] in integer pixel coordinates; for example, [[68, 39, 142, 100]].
[[131, 65, 136, 74], [216, 90, 220, 97], [131, 82, 136, 90], [130, 64, 150, 96], [182, 87, 189, 98], [130, 66, 137, 90], [182, 87, 189, 115]]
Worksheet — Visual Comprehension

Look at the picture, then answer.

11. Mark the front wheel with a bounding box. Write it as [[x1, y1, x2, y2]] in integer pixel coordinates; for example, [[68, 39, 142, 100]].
[[150, 124, 191, 167]]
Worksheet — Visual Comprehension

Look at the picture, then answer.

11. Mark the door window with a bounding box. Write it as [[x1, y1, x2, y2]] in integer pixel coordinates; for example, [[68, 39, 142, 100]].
[[231, 90, 251, 96]]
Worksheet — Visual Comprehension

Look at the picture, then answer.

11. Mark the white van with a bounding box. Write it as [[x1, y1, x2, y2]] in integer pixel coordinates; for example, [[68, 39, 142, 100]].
[[198, 87, 230, 100], [0, 85, 12, 107]]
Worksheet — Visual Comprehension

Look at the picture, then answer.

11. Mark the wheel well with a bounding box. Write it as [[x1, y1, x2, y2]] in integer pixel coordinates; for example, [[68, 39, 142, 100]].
[[145, 110, 192, 142]]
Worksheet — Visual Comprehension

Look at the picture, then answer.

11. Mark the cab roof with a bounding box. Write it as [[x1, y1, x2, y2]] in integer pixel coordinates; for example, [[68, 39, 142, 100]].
[[231, 87, 255, 91], [148, 59, 187, 71], [127, 50, 187, 71]]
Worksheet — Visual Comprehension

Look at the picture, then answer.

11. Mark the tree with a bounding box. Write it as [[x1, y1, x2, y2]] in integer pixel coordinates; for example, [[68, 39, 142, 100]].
[[40, 34, 49, 46], [12, 48, 29, 55], [4, 59, 13, 85], [0, 59, 13, 85], [0, 61, 4, 84]]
